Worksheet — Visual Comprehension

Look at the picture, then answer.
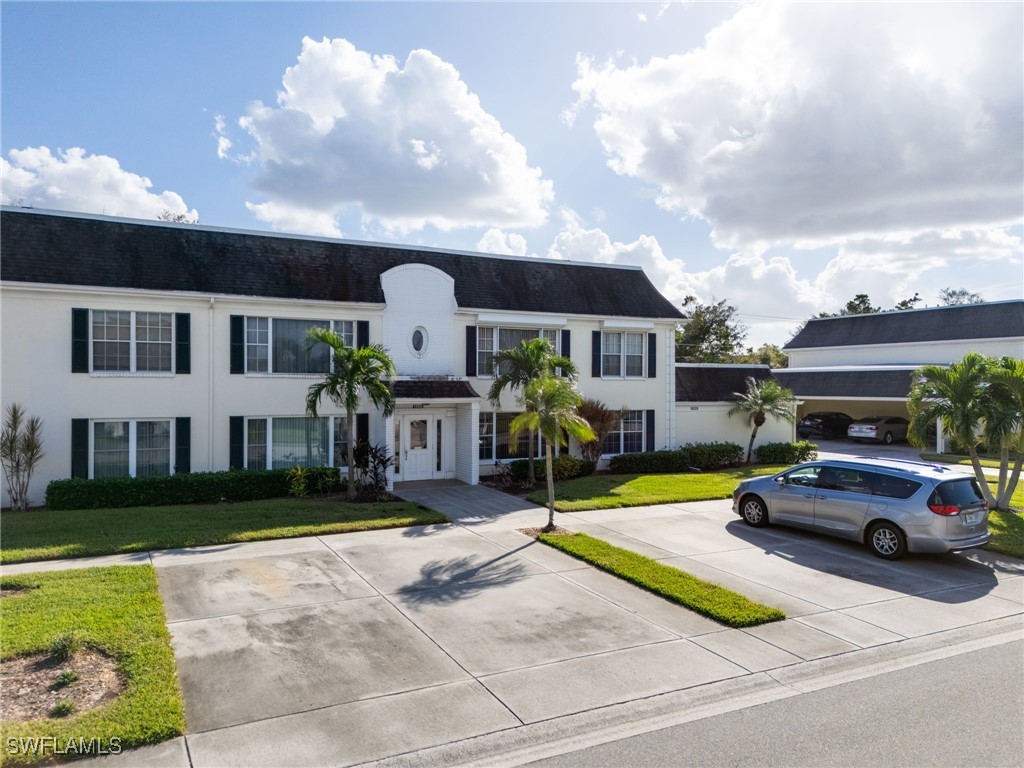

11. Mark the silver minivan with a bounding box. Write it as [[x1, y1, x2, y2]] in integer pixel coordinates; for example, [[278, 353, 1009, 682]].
[[732, 458, 990, 559]]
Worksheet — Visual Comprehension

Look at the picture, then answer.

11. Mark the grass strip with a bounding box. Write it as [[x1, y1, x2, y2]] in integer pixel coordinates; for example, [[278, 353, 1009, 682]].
[[986, 510, 1024, 559], [1, 499, 447, 564], [537, 531, 785, 628], [527, 465, 787, 512], [920, 452, 1011, 469], [0, 566, 184, 765]]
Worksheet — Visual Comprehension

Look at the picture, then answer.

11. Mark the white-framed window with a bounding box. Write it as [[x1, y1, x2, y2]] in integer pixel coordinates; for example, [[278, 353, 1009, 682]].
[[244, 416, 353, 470], [477, 326, 559, 377], [91, 419, 172, 478], [478, 412, 546, 462], [601, 410, 644, 456], [91, 310, 173, 373], [244, 318, 354, 374], [601, 331, 645, 378]]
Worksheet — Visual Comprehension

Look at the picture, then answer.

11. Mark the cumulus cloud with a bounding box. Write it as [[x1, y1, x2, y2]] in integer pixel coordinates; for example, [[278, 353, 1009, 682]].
[[476, 228, 528, 256], [1, 146, 197, 221], [235, 37, 554, 235], [572, 3, 1023, 249]]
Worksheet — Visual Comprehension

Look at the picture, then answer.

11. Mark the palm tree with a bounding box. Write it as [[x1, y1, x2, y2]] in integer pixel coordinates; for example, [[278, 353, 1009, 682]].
[[509, 375, 594, 531], [907, 353, 998, 507], [983, 357, 1024, 509], [305, 328, 396, 500], [488, 338, 577, 488], [728, 377, 797, 463]]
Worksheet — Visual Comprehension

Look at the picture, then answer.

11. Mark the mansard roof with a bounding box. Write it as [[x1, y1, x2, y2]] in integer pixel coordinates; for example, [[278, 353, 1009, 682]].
[[675, 364, 775, 402], [1, 208, 683, 320], [785, 301, 1024, 350], [773, 368, 916, 399]]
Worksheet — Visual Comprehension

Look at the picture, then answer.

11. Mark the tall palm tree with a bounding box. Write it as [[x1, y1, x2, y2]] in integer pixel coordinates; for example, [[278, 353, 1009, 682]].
[[305, 328, 396, 500], [488, 337, 577, 488], [509, 375, 595, 531], [728, 377, 797, 463], [982, 357, 1024, 509], [907, 353, 998, 507]]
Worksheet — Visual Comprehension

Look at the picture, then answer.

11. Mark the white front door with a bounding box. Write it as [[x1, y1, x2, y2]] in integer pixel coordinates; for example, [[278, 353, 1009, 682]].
[[402, 415, 434, 481]]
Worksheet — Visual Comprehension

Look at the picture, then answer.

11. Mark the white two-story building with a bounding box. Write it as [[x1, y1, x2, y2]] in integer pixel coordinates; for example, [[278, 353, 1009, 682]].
[[1, 207, 692, 506]]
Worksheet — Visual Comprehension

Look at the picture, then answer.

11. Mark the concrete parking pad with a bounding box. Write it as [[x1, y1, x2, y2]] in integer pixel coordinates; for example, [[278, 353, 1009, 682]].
[[691, 629, 803, 672], [390, 571, 676, 676], [185, 681, 518, 768], [170, 597, 469, 732], [842, 586, 1024, 637], [479, 639, 747, 723], [742, 617, 860, 660], [321, 525, 548, 595], [158, 550, 376, 622], [794, 611, 905, 647], [75, 737, 190, 768]]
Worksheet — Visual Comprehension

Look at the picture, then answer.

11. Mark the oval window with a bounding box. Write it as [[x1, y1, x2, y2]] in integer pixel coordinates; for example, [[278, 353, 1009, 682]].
[[411, 327, 428, 356]]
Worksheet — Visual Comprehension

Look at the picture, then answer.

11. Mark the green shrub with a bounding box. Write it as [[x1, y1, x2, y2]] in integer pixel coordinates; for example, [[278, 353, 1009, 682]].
[[50, 700, 76, 718], [288, 466, 308, 498], [55, 670, 79, 687], [754, 441, 818, 465], [609, 442, 743, 474], [45, 467, 343, 511], [50, 632, 83, 662], [509, 455, 596, 483]]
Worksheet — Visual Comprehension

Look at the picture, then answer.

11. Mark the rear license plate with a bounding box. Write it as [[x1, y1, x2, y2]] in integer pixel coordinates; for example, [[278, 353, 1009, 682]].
[[962, 511, 980, 525]]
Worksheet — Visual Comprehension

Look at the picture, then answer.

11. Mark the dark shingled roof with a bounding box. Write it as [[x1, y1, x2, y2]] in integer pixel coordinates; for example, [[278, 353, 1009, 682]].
[[393, 380, 480, 400], [773, 369, 916, 399], [675, 366, 774, 402], [785, 301, 1024, 349], [0, 209, 684, 319]]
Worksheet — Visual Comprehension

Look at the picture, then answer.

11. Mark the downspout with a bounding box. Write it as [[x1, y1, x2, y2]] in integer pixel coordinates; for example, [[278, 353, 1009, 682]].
[[208, 297, 215, 470]]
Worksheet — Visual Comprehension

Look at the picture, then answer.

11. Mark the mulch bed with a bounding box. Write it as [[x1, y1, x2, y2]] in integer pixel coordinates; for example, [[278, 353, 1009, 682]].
[[517, 526, 574, 538], [1, 649, 125, 722]]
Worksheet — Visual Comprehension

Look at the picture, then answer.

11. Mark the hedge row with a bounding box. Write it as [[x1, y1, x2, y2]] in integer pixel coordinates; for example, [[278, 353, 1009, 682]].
[[509, 455, 596, 483], [608, 442, 744, 474], [753, 441, 819, 465], [45, 467, 343, 511]]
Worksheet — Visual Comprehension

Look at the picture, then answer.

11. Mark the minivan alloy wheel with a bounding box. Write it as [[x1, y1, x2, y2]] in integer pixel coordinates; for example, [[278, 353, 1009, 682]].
[[869, 522, 906, 560], [741, 496, 769, 528]]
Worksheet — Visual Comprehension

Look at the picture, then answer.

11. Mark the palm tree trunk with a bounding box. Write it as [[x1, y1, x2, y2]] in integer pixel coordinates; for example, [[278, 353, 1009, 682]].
[[346, 409, 356, 501], [996, 437, 1023, 511], [746, 426, 759, 464], [997, 446, 1009, 503], [526, 428, 537, 489], [967, 446, 997, 508], [544, 443, 556, 532]]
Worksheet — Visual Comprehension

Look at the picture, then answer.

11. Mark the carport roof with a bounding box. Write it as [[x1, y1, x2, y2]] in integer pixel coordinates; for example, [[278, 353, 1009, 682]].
[[785, 300, 1024, 349], [675, 365, 775, 402], [773, 368, 916, 399]]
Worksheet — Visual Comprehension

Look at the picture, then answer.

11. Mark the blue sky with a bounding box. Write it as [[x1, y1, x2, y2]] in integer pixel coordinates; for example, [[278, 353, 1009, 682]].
[[3, 1, 1022, 346]]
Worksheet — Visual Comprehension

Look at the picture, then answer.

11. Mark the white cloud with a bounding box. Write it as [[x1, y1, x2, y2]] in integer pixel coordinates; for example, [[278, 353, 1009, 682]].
[[572, 3, 1023, 250], [476, 228, 528, 256], [236, 37, 554, 235], [1, 146, 197, 221]]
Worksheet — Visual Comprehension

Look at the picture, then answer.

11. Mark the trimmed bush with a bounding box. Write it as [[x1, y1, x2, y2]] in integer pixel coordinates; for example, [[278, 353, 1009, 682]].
[[608, 442, 744, 474], [509, 455, 596, 483], [754, 441, 818, 465], [45, 467, 342, 511]]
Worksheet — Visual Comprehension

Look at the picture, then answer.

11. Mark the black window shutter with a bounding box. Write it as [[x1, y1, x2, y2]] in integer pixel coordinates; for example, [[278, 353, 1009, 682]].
[[645, 410, 656, 452], [72, 308, 89, 373], [71, 419, 89, 478], [591, 331, 602, 378], [230, 315, 244, 374], [175, 417, 191, 474], [356, 413, 369, 445], [466, 326, 477, 377], [229, 416, 244, 469], [560, 329, 571, 377], [647, 332, 657, 379], [357, 320, 370, 349], [175, 313, 191, 374]]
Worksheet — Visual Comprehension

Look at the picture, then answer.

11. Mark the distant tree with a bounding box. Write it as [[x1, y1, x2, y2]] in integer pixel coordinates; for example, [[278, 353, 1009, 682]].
[[938, 287, 984, 306], [304, 328, 396, 500], [158, 210, 197, 224], [676, 296, 748, 363], [509, 376, 595, 531], [893, 292, 921, 311], [734, 344, 788, 369], [727, 378, 797, 464], [818, 293, 921, 318], [576, 398, 623, 463]]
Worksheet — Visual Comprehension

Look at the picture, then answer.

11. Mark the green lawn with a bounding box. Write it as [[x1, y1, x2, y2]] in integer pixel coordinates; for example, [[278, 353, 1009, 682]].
[[537, 532, 785, 627], [526, 465, 787, 512], [921, 452, 1016, 470], [0, 566, 184, 765], [1, 498, 447, 564]]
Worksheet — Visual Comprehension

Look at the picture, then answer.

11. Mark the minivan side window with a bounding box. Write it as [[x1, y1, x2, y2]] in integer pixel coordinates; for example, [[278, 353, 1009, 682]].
[[784, 467, 819, 487], [873, 473, 923, 500], [818, 467, 875, 495]]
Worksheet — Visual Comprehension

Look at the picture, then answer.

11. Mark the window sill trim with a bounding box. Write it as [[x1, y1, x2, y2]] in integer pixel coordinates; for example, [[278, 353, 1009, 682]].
[[90, 372, 175, 378]]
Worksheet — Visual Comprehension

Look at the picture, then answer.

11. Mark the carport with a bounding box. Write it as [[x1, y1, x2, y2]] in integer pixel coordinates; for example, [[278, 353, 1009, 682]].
[[773, 366, 943, 451]]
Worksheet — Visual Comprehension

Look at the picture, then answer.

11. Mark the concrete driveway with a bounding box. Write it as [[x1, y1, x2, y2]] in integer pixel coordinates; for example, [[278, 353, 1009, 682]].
[[136, 485, 1022, 766]]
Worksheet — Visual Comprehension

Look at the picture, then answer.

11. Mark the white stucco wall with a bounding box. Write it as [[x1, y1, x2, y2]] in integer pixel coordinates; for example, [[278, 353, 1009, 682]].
[[787, 337, 1024, 368], [675, 403, 795, 452], [380, 264, 457, 376]]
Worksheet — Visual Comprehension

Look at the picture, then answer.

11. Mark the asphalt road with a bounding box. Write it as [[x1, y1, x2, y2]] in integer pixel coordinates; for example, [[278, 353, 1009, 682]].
[[529, 639, 1024, 768]]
